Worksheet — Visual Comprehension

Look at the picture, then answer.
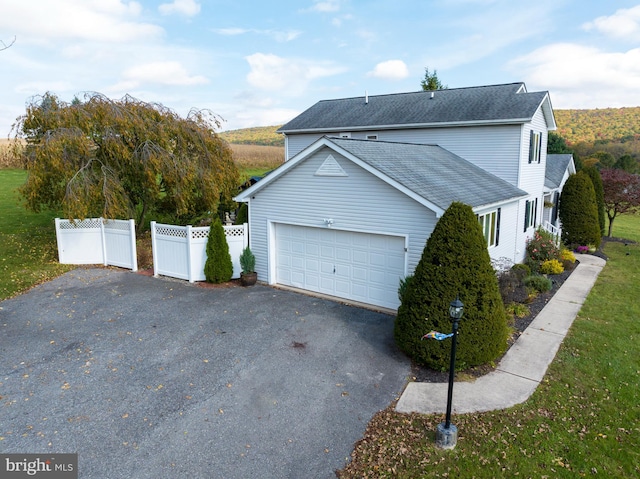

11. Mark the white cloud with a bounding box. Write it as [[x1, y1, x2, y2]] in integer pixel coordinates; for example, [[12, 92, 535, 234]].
[[367, 60, 410, 81], [583, 5, 640, 41], [158, 0, 201, 17], [213, 28, 302, 42], [245, 53, 346, 96], [121, 61, 208, 87], [510, 43, 640, 108], [0, 0, 163, 43], [309, 0, 341, 13]]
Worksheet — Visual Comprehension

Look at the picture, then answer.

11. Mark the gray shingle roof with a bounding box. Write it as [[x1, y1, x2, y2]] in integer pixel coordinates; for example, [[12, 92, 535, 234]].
[[545, 154, 574, 189], [279, 83, 551, 133], [327, 137, 527, 210]]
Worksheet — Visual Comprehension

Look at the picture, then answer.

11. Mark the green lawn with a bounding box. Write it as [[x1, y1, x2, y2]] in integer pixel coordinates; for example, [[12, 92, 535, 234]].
[[0, 169, 73, 299], [339, 214, 640, 478], [2, 168, 639, 477]]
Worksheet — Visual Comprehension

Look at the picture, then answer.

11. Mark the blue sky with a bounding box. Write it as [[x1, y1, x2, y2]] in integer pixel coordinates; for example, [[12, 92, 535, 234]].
[[1, 0, 640, 137]]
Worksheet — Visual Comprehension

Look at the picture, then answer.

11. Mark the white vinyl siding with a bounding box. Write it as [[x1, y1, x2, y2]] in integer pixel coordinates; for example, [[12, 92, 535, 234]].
[[284, 124, 522, 186], [247, 147, 438, 292]]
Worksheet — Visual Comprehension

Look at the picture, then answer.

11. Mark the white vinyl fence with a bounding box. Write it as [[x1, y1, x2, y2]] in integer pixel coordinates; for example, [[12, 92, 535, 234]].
[[55, 218, 138, 271], [150, 222, 248, 282]]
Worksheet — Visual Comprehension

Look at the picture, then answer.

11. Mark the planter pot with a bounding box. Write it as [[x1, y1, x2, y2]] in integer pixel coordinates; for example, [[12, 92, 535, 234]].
[[240, 272, 257, 286]]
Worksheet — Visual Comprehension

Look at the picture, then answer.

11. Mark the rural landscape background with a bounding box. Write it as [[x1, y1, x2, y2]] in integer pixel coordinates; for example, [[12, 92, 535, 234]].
[[1, 104, 639, 477]]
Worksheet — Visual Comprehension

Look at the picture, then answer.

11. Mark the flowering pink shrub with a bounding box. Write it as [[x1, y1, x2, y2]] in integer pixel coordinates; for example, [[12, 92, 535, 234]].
[[526, 230, 561, 272], [575, 245, 589, 254]]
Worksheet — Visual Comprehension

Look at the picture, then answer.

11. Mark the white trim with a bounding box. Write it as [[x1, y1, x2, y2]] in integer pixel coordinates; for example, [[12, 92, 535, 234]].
[[267, 219, 409, 283], [235, 137, 446, 215]]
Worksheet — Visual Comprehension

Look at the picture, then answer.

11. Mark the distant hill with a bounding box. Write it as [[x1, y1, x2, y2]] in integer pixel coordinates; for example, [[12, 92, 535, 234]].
[[555, 107, 640, 145], [219, 125, 284, 147], [219, 107, 640, 151]]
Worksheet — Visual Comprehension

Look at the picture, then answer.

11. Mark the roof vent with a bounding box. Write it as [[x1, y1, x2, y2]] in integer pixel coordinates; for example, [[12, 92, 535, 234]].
[[430, 91, 435, 99], [365, 91, 368, 104]]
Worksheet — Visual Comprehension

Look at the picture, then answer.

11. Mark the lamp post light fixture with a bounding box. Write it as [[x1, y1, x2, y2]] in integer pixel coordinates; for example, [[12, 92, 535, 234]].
[[435, 296, 464, 450]]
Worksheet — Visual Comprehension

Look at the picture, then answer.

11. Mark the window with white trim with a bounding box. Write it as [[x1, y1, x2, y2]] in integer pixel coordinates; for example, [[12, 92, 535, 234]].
[[529, 131, 541, 164], [366, 134, 378, 140], [478, 208, 500, 247], [524, 198, 538, 231]]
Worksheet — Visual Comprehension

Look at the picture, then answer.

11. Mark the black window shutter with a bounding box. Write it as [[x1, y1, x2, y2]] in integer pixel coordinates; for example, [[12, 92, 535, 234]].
[[524, 200, 530, 232], [528, 131, 534, 164], [534, 198, 538, 226], [537, 134, 542, 163], [496, 208, 501, 246]]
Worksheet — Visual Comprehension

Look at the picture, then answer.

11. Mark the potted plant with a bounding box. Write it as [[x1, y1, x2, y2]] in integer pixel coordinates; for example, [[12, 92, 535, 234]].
[[239, 246, 257, 286]]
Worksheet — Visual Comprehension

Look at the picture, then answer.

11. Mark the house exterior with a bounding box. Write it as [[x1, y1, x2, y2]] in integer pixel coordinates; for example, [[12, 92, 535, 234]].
[[543, 154, 576, 235], [234, 83, 566, 311]]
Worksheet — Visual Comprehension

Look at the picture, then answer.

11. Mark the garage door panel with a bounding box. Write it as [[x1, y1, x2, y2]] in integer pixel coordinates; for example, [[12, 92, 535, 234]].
[[275, 224, 405, 309], [335, 247, 350, 261], [320, 245, 334, 258], [320, 261, 334, 274], [305, 258, 319, 273], [352, 250, 368, 265]]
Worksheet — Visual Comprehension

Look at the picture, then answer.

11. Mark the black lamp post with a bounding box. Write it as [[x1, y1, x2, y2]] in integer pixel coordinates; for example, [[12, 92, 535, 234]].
[[436, 296, 464, 449]]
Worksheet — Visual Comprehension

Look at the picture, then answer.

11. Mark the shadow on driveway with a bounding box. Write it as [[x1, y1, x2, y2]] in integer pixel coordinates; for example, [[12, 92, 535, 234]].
[[0, 268, 410, 478]]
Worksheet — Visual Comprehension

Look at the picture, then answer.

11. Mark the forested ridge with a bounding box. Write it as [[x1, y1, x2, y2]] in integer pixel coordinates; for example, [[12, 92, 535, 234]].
[[555, 107, 640, 145], [219, 107, 640, 161]]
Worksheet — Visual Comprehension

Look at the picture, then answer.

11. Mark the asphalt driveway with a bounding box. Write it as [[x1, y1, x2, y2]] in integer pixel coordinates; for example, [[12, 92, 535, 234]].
[[0, 268, 410, 478]]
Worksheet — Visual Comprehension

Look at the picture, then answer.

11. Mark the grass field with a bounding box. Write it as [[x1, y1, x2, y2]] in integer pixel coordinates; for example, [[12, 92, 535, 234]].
[[0, 169, 73, 299], [229, 143, 284, 179], [2, 166, 638, 477], [0, 144, 282, 297], [338, 214, 640, 478]]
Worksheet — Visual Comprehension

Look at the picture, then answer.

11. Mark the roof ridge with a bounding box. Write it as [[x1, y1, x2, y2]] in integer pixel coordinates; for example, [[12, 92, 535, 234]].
[[314, 82, 527, 103]]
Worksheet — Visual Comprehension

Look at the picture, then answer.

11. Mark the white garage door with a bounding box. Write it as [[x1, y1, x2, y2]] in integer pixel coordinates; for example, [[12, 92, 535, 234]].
[[275, 224, 406, 309]]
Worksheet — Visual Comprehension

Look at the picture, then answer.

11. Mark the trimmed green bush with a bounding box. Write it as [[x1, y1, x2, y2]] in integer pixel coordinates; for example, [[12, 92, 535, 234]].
[[559, 172, 602, 249], [394, 202, 509, 370], [582, 166, 606, 236], [235, 202, 248, 225], [204, 218, 233, 283]]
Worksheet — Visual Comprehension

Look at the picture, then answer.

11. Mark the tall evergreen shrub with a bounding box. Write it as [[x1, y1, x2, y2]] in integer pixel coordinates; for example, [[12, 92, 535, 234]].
[[204, 217, 233, 283], [394, 202, 509, 370], [558, 172, 601, 248], [582, 166, 606, 236]]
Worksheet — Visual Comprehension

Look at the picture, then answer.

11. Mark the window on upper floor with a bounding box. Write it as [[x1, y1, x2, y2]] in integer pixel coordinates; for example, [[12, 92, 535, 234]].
[[366, 134, 378, 140], [524, 198, 538, 232], [478, 208, 500, 248], [529, 131, 541, 164]]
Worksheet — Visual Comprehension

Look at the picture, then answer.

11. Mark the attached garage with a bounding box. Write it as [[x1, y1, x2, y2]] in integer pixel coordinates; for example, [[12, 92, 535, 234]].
[[275, 223, 406, 309], [234, 137, 527, 312]]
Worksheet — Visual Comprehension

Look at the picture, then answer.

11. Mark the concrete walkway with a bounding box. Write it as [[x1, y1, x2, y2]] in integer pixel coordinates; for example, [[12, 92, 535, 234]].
[[395, 254, 606, 415]]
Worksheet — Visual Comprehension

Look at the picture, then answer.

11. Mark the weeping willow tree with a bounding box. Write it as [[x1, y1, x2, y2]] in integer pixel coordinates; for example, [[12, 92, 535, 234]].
[[13, 92, 239, 228]]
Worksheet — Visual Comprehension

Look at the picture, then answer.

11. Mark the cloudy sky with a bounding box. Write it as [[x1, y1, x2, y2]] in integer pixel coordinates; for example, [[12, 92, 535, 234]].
[[1, 0, 640, 137]]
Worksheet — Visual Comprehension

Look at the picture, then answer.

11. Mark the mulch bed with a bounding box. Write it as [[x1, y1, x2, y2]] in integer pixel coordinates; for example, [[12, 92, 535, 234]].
[[411, 259, 579, 383], [411, 237, 635, 383]]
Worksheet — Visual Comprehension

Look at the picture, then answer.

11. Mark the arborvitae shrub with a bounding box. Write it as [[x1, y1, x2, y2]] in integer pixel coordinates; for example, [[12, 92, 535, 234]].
[[559, 172, 601, 249], [394, 202, 509, 370], [582, 166, 606, 236], [235, 202, 248, 225], [204, 217, 233, 283]]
